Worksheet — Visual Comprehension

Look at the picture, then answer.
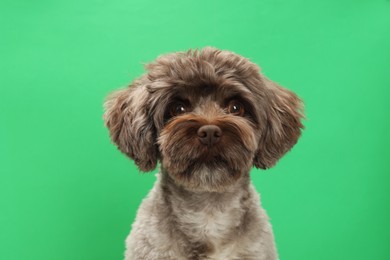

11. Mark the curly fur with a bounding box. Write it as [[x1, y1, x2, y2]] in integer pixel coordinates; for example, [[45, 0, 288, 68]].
[[104, 47, 304, 260]]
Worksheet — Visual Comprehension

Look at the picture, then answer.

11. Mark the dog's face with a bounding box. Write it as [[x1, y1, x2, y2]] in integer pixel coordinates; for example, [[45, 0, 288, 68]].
[[104, 47, 303, 192]]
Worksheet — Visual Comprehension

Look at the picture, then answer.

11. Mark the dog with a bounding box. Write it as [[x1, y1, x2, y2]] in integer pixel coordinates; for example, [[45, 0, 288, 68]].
[[103, 47, 304, 260]]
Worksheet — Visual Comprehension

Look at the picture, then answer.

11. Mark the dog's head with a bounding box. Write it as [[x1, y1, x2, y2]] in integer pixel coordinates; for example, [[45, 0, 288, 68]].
[[104, 47, 304, 192]]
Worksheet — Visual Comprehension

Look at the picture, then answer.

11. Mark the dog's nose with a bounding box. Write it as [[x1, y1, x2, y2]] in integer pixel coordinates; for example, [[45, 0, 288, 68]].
[[197, 125, 222, 146]]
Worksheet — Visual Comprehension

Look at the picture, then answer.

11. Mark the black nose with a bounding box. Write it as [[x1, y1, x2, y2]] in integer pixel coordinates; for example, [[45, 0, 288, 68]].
[[197, 125, 222, 146]]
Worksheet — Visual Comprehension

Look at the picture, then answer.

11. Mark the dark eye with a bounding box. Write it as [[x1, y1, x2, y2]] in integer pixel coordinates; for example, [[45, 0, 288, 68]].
[[227, 100, 245, 116], [170, 102, 187, 117]]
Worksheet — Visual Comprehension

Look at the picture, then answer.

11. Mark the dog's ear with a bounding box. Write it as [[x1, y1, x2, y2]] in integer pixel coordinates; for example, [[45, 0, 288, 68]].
[[103, 81, 158, 172], [253, 77, 304, 169]]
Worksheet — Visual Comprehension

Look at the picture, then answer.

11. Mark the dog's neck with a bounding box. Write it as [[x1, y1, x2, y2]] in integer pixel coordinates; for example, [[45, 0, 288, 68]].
[[159, 167, 251, 208], [158, 167, 254, 256]]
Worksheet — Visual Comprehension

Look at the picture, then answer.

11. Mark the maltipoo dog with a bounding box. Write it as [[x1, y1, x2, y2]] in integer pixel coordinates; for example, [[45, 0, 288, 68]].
[[104, 47, 304, 260]]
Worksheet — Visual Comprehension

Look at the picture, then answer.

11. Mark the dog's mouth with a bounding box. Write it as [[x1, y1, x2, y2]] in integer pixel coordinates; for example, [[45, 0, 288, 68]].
[[157, 114, 258, 191], [159, 139, 254, 191], [190, 153, 230, 168], [166, 154, 243, 192], [196, 146, 224, 161]]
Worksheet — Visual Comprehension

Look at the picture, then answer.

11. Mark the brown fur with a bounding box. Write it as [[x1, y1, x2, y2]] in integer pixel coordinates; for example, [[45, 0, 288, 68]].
[[103, 47, 304, 259]]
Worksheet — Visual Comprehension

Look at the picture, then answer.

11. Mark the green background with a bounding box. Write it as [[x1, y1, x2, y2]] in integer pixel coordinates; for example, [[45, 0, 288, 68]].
[[1, 0, 389, 259]]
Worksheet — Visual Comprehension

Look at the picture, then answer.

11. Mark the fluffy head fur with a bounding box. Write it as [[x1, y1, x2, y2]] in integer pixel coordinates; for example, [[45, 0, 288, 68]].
[[104, 47, 303, 192]]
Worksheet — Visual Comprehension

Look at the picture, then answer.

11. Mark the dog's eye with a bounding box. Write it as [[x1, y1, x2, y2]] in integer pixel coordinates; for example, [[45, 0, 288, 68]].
[[227, 100, 245, 116], [170, 103, 187, 117]]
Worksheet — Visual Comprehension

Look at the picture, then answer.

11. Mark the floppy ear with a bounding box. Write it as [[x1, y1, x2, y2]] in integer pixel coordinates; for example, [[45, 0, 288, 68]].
[[103, 80, 158, 172], [253, 77, 304, 169]]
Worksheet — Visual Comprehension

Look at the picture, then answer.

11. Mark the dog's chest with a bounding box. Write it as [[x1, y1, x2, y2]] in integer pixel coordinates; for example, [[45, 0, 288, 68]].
[[177, 200, 243, 258], [184, 209, 235, 239]]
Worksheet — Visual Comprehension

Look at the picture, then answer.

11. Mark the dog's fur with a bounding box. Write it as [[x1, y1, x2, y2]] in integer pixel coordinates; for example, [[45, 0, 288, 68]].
[[104, 47, 304, 260]]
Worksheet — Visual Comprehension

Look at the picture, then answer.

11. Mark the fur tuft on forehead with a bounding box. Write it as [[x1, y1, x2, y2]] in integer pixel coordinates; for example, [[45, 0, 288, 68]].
[[145, 47, 261, 87]]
